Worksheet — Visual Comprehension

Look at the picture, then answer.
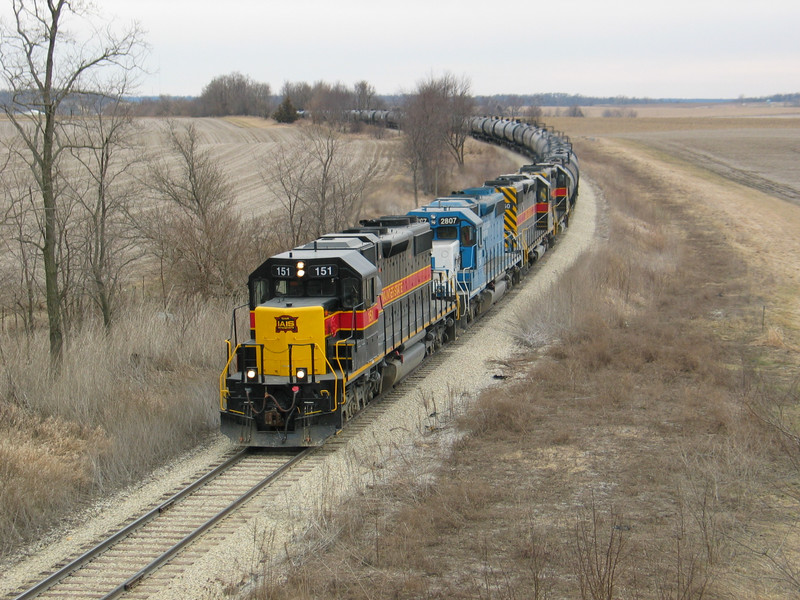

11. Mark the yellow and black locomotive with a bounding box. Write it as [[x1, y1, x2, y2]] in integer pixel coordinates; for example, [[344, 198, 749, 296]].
[[220, 217, 458, 446]]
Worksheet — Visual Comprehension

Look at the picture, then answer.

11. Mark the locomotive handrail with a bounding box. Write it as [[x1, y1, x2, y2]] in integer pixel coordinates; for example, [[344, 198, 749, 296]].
[[455, 276, 472, 319], [229, 303, 249, 347], [329, 301, 361, 412], [219, 346, 238, 410], [224, 338, 232, 367], [450, 273, 461, 321]]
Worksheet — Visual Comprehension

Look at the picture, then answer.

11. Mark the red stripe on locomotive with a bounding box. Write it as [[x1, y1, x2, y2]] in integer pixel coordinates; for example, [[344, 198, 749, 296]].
[[324, 265, 431, 336]]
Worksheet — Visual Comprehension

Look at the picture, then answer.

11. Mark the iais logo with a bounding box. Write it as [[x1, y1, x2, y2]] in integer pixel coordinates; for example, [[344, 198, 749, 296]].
[[275, 315, 298, 333]]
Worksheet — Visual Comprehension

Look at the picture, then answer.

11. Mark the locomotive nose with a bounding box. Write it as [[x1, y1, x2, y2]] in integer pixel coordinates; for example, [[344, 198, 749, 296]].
[[253, 305, 327, 377]]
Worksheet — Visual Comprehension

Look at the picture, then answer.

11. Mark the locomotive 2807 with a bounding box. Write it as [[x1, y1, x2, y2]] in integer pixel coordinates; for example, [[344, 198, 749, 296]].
[[219, 116, 579, 446]]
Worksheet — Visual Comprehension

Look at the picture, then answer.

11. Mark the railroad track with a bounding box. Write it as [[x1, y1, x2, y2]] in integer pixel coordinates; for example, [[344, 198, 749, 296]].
[[8, 449, 309, 600]]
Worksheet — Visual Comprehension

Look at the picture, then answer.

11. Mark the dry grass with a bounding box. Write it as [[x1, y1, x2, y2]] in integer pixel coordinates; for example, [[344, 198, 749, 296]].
[[0, 298, 223, 555], [242, 125, 800, 599]]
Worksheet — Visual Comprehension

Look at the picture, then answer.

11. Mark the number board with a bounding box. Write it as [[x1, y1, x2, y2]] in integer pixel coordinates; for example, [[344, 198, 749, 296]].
[[308, 264, 338, 278], [438, 216, 459, 226], [271, 264, 295, 278]]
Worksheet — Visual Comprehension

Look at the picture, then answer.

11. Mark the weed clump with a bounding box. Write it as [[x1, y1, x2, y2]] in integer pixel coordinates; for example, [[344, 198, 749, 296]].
[[0, 299, 223, 555]]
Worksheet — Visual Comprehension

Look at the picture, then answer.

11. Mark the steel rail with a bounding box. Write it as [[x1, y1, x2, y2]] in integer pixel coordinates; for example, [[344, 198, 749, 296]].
[[101, 447, 314, 599], [13, 447, 250, 600]]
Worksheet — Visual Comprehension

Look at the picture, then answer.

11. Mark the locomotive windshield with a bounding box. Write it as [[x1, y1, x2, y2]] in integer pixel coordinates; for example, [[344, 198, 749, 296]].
[[436, 226, 458, 240], [273, 278, 337, 298]]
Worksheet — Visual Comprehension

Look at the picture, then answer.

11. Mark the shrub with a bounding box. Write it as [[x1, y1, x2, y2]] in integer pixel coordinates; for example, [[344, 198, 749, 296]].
[[273, 97, 299, 123]]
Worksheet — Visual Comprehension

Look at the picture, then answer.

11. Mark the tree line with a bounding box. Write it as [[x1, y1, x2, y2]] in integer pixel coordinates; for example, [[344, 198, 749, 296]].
[[130, 77, 384, 121]]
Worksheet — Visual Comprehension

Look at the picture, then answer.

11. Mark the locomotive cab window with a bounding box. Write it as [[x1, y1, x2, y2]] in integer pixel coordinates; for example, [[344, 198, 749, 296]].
[[272, 278, 336, 298], [273, 279, 304, 297], [365, 278, 376, 305], [538, 185, 548, 203], [436, 226, 458, 240], [460, 225, 476, 247], [306, 278, 336, 297], [251, 279, 269, 305], [341, 276, 362, 309]]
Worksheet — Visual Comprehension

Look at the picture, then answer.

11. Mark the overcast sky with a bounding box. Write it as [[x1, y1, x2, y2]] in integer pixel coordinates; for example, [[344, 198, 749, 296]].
[[21, 0, 800, 99]]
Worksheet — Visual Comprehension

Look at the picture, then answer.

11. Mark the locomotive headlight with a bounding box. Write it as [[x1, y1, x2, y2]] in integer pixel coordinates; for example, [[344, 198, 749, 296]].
[[296, 367, 307, 381], [245, 368, 257, 380], [296, 261, 305, 277]]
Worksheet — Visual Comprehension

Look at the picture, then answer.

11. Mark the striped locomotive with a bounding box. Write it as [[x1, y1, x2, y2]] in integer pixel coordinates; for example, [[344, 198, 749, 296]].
[[220, 217, 458, 446], [220, 116, 579, 446]]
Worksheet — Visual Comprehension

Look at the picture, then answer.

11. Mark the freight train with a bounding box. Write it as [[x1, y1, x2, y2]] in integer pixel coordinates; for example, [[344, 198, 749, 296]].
[[219, 116, 579, 446]]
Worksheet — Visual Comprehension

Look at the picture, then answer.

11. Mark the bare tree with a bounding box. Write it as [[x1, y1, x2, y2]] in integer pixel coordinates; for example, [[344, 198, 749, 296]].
[[402, 75, 451, 200], [144, 121, 271, 299], [524, 104, 543, 121], [199, 72, 272, 118], [308, 81, 354, 128], [0, 0, 145, 364], [264, 124, 380, 243], [63, 89, 144, 330], [1, 174, 41, 335], [401, 73, 475, 200], [354, 80, 376, 110], [280, 81, 313, 111], [263, 143, 310, 247], [504, 94, 526, 118], [441, 73, 475, 167], [303, 124, 379, 235]]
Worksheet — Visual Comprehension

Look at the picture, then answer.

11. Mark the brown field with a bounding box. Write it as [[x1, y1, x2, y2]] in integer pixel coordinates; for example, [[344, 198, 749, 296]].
[[547, 101, 800, 119], [545, 105, 800, 207], [247, 109, 800, 599]]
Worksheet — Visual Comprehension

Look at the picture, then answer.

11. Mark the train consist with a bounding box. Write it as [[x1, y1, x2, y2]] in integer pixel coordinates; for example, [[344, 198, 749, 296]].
[[219, 116, 579, 446]]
